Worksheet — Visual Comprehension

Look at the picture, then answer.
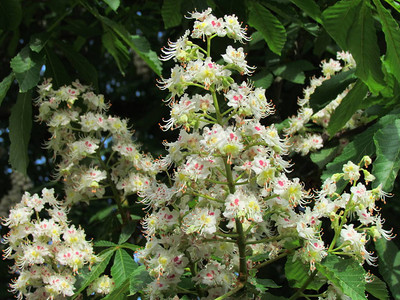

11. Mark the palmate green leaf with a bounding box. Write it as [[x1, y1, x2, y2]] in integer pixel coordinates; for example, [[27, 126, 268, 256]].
[[0, 73, 14, 106], [72, 249, 115, 298], [111, 248, 138, 287], [373, 0, 400, 84], [10, 46, 45, 92], [248, 1, 287, 55], [102, 30, 130, 76], [327, 80, 368, 136], [99, 16, 162, 76], [375, 239, 400, 298], [366, 274, 389, 300], [322, 0, 385, 94], [309, 69, 356, 111], [322, 0, 360, 49], [348, 1, 385, 94], [285, 255, 326, 291], [316, 255, 367, 300], [372, 119, 400, 191], [9, 91, 32, 176], [104, 0, 120, 11], [162, 0, 183, 29], [0, 0, 22, 30], [290, 0, 322, 23]]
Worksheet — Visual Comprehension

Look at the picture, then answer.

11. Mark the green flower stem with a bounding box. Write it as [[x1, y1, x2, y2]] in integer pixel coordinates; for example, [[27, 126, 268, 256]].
[[328, 193, 354, 252], [246, 234, 285, 245], [215, 282, 244, 300], [210, 80, 248, 288], [203, 238, 236, 243], [192, 191, 224, 204], [253, 251, 288, 270], [211, 88, 223, 124], [97, 153, 130, 225], [288, 269, 318, 300], [205, 178, 230, 185], [185, 250, 204, 297], [216, 231, 239, 238]]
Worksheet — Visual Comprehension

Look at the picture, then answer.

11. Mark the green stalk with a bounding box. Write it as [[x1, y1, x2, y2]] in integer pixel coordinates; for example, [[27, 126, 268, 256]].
[[215, 282, 244, 300], [288, 270, 318, 300], [253, 251, 288, 270]]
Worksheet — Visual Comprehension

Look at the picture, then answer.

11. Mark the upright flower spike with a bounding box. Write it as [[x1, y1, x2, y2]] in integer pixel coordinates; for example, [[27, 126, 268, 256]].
[[137, 8, 394, 300], [282, 52, 367, 156], [138, 7, 313, 299], [35, 80, 159, 208]]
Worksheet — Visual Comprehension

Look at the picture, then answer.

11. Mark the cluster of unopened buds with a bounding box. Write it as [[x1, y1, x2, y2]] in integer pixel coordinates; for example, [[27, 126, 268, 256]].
[[283, 51, 367, 155], [2, 188, 98, 299]]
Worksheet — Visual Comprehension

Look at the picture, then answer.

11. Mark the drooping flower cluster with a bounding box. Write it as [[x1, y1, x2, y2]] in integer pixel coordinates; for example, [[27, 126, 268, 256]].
[[35, 79, 160, 206], [283, 51, 367, 155], [2, 188, 98, 299]]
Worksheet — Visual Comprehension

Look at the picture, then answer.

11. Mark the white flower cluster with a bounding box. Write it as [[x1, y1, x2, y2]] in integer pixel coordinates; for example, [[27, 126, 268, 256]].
[[2, 188, 98, 299], [138, 8, 316, 299], [137, 8, 393, 299], [36, 79, 160, 206], [292, 156, 393, 271], [283, 51, 366, 156], [0, 171, 33, 217]]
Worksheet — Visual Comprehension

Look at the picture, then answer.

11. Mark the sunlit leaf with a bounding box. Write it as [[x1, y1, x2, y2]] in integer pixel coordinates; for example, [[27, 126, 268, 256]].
[[322, 0, 360, 49], [111, 248, 137, 286], [10, 46, 45, 92], [372, 119, 400, 191], [285, 255, 325, 290], [316, 255, 367, 300], [72, 249, 115, 298], [104, 0, 120, 11], [248, 1, 287, 55], [373, 0, 400, 84], [366, 274, 389, 300]]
